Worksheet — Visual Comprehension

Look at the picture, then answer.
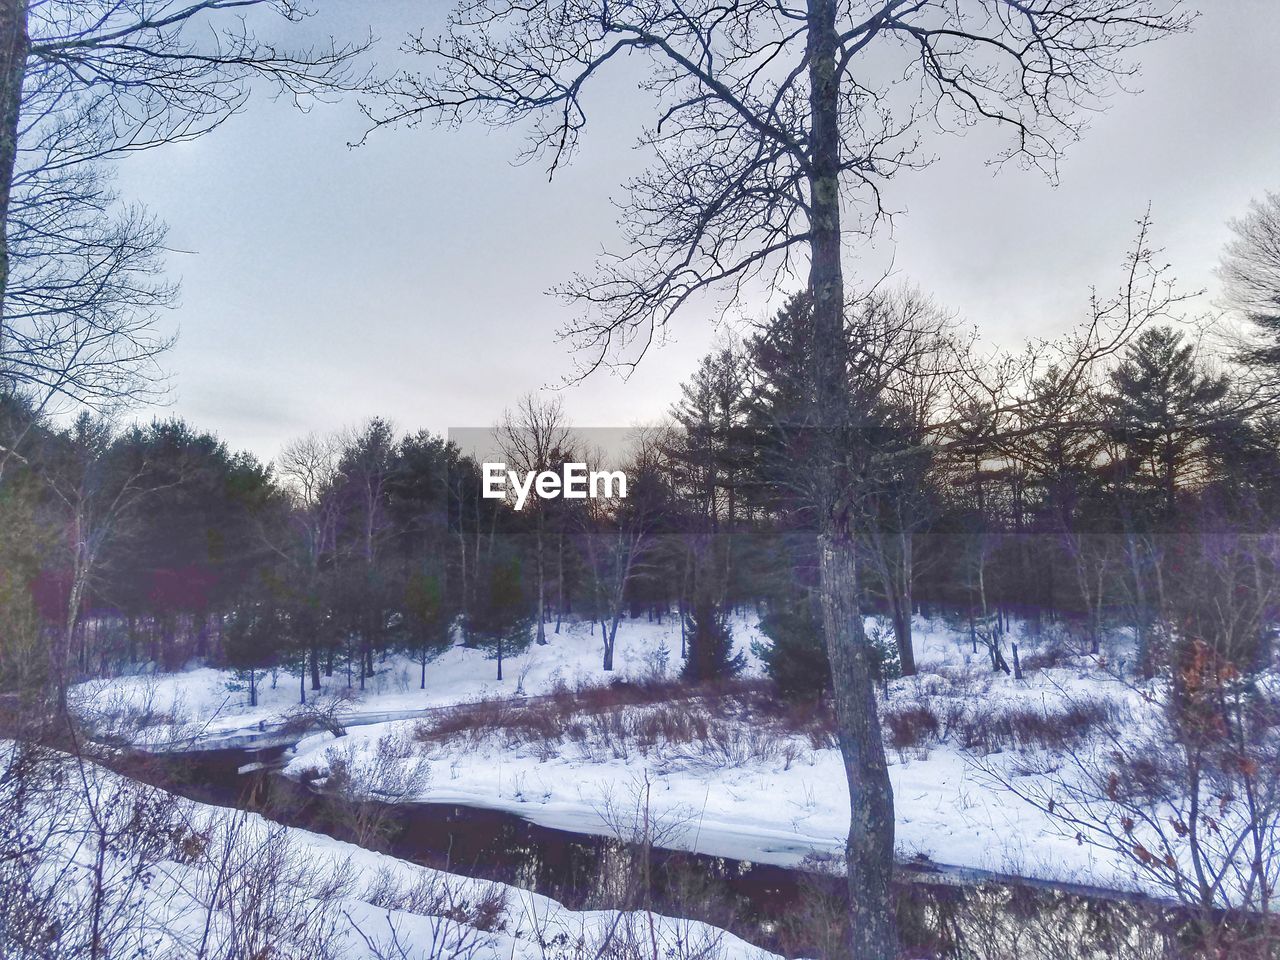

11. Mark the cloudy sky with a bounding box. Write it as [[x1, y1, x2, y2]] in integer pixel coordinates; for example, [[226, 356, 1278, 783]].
[[112, 1, 1280, 463]]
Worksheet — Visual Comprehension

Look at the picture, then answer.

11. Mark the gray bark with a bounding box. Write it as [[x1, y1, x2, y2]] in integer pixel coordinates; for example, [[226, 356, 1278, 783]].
[[0, 0, 27, 328], [807, 1, 896, 955]]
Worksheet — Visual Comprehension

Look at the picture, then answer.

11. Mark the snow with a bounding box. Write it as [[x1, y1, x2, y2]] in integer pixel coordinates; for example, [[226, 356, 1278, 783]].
[[267, 617, 1160, 896], [1, 742, 782, 960], [71, 611, 1175, 899], [282, 661, 1139, 895], [70, 614, 770, 749]]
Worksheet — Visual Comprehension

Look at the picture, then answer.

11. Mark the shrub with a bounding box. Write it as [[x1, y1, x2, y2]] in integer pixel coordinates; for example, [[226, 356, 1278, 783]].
[[680, 594, 744, 684], [884, 704, 941, 752], [868, 618, 902, 684], [416, 678, 821, 770], [953, 697, 1119, 754], [755, 599, 831, 701]]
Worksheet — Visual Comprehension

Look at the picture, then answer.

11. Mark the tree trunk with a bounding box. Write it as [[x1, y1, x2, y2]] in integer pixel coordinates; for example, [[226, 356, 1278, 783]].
[[890, 598, 914, 678], [57, 532, 91, 719], [1125, 530, 1153, 677], [604, 614, 620, 671], [896, 531, 916, 675], [555, 533, 564, 634], [819, 536, 898, 960], [0, 0, 26, 327], [457, 528, 471, 644], [536, 525, 547, 644], [807, 0, 896, 955]]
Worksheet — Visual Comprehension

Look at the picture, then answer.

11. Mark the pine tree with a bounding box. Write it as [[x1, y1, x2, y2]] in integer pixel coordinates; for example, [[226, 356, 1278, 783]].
[[756, 592, 830, 700], [401, 570, 455, 689], [467, 555, 534, 681], [223, 586, 284, 708], [680, 582, 743, 683], [1104, 326, 1231, 513]]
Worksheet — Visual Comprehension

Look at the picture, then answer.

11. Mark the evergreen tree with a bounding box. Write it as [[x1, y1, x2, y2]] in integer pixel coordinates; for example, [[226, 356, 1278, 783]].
[[401, 569, 456, 689], [756, 591, 830, 700], [223, 585, 284, 708], [467, 554, 534, 681], [1104, 326, 1231, 513], [680, 579, 743, 683]]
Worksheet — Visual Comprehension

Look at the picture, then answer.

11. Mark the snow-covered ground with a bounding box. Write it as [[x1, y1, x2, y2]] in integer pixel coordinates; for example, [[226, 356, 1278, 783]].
[[280, 619, 1151, 896], [70, 612, 1191, 899], [71, 615, 769, 748], [0, 742, 780, 960]]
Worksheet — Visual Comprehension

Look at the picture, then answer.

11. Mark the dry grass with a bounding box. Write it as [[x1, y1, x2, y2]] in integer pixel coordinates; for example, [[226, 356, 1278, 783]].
[[417, 665, 1125, 769], [416, 678, 829, 771], [881, 690, 1123, 760]]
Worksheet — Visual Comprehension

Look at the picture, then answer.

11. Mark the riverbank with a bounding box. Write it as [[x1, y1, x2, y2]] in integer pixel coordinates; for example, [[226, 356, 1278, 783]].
[[70, 614, 771, 750], [1, 739, 787, 960], [276, 625, 1153, 897], [120, 742, 1191, 960]]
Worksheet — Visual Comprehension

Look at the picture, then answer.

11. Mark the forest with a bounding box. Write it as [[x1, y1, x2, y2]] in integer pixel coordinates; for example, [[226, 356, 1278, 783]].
[[2, 2, 1279, 959], [5, 228, 1280, 710]]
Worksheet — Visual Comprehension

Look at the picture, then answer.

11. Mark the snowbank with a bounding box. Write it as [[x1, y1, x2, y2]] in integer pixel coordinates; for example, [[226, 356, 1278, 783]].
[[0, 742, 781, 960]]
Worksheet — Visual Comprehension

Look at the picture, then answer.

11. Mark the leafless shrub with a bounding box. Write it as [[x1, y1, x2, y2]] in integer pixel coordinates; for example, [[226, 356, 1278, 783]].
[[320, 730, 432, 849], [954, 696, 1123, 755], [418, 680, 815, 772], [344, 908, 492, 960], [524, 905, 726, 960], [980, 660, 1280, 957], [281, 687, 361, 737], [361, 866, 508, 933], [0, 743, 198, 959], [513, 776, 729, 960], [772, 853, 848, 960], [68, 673, 197, 746], [884, 703, 942, 758], [344, 868, 506, 960], [184, 811, 355, 960], [904, 665, 996, 703], [1020, 639, 1076, 673]]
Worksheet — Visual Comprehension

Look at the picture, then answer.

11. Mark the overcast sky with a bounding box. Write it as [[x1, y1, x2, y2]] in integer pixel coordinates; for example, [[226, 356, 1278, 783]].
[[112, 1, 1280, 464]]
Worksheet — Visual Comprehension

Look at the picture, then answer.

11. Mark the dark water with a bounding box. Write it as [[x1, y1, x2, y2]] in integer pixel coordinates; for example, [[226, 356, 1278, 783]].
[[121, 746, 1196, 959]]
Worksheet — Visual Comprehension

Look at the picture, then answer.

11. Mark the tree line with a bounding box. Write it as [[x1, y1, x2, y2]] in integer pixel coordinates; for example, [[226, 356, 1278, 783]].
[[2, 197, 1279, 722]]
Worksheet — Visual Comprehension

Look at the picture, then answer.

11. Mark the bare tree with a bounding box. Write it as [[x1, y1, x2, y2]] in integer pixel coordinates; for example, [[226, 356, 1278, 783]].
[[579, 429, 668, 671], [1220, 190, 1280, 372], [0, 0, 23, 324], [0, 1, 370, 416], [852, 285, 955, 676], [495, 393, 573, 646], [365, 4, 1193, 956], [276, 430, 344, 692], [1, 97, 176, 413], [38, 414, 190, 717]]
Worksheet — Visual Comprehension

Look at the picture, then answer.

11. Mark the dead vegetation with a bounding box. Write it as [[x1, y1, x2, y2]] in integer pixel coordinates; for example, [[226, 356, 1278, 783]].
[[415, 677, 834, 771], [415, 657, 1129, 773], [882, 692, 1124, 760]]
